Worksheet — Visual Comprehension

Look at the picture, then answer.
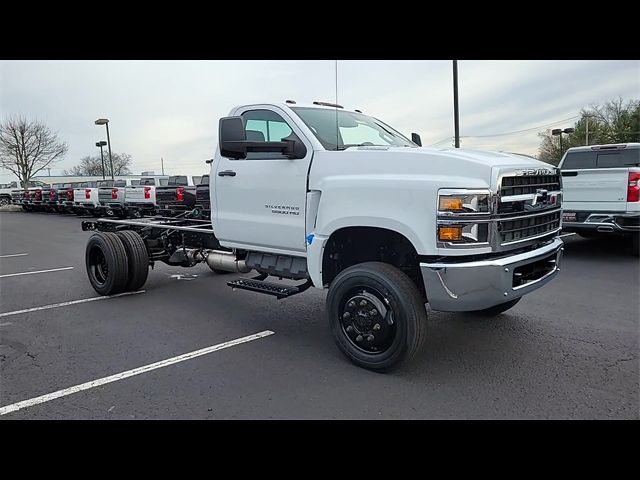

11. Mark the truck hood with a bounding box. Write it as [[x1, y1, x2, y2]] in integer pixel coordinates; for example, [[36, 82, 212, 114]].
[[329, 146, 552, 189]]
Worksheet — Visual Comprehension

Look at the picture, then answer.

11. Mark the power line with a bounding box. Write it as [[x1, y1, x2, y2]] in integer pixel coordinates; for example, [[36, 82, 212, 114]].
[[461, 116, 581, 139], [426, 136, 453, 147]]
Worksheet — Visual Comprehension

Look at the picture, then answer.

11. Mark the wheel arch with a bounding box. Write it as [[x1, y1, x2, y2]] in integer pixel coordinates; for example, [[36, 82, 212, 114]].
[[318, 224, 426, 300]]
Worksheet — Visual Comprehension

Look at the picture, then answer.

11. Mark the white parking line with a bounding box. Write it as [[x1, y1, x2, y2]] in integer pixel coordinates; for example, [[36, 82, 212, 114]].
[[0, 253, 29, 258], [0, 266, 74, 278], [0, 330, 275, 416], [0, 290, 146, 318]]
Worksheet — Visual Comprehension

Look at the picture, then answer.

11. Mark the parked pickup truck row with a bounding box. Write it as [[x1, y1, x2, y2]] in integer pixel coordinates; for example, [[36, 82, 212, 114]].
[[8, 174, 211, 218]]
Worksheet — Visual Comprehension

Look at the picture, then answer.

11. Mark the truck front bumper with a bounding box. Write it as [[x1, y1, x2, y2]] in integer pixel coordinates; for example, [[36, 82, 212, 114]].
[[421, 237, 563, 312]]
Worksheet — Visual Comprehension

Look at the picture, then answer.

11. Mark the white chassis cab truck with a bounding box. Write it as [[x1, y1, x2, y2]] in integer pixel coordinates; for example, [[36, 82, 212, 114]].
[[82, 102, 564, 371]]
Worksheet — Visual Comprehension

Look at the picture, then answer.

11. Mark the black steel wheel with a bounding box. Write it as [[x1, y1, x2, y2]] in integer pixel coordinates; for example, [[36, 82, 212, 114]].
[[326, 262, 427, 372], [116, 230, 150, 291], [85, 232, 129, 295]]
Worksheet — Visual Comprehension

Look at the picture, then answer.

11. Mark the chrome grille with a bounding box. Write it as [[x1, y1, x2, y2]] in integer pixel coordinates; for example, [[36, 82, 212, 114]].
[[495, 168, 562, 246], [500, 173, 561, 197], [499, 210, 561, 244]]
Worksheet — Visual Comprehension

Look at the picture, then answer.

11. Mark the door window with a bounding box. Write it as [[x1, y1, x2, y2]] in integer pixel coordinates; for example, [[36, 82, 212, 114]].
[[241, 109, 299, 160]]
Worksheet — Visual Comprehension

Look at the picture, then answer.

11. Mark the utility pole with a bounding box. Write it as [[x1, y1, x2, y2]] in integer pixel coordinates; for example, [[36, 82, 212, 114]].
[[161, 157, 165, 175], [453, 60, 460, 148], [585, 116, 590, 146]]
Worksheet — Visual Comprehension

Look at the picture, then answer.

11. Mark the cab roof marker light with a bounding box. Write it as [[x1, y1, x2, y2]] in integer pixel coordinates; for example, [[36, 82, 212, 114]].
[[591, 144, 627, 150], [285, 99, 296, 104], [313, 101, 344, 109]]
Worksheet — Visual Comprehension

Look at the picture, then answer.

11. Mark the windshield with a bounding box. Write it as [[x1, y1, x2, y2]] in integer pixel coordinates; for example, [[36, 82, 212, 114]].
[[291, 107, 415, 151]]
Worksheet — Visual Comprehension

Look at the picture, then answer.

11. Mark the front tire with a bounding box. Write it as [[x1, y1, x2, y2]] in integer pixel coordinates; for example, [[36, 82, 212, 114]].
[[85, 232, 129, 295], [326, 262, 427, 372]]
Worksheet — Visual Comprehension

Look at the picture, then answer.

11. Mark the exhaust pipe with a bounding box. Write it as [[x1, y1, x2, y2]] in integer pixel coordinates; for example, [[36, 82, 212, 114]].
[[205, 251, 251, 273]]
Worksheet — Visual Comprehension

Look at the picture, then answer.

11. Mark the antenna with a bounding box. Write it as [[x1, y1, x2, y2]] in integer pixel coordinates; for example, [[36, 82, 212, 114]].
[[335, 60, 339, 151]]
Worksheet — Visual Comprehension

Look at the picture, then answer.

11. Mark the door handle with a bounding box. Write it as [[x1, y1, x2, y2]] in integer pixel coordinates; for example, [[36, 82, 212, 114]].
[[218, 170, 236, 177]]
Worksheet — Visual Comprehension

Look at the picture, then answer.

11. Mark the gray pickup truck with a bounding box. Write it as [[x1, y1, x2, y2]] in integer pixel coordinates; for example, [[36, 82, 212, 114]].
[[98, 178, 139, 218]]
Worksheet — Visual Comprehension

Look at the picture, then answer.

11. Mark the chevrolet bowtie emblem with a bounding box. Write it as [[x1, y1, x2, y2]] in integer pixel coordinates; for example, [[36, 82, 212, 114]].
[[532, 188, 549, 206]]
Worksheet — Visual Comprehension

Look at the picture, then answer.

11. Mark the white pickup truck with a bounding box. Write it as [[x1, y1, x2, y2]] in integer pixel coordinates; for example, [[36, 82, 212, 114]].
[[82, 101, 564, 371], [124, 176, 170, 217], [559, 143, 639, 254], [74, 181, 102, 216]]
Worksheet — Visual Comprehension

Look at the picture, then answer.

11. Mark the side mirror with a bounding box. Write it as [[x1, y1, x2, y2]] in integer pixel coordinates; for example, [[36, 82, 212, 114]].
[[411, 133, 422, 147], [219, 116, 247, 159]]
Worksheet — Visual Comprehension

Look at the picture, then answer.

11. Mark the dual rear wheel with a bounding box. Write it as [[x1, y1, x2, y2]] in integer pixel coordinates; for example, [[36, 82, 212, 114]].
[[86, 231, 149, 295]]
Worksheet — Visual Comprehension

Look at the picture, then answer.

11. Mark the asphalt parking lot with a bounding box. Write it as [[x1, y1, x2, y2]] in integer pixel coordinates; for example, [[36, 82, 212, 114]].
[[0, 210, 638, 419]]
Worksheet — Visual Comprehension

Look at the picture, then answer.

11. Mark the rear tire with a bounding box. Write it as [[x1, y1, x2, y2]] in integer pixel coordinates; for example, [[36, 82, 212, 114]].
[[116, 230, 149, 291], [631, 234, 639, 257], [86, 232, 129, 295], [0, 197, 10, 207], [468, 297, 521, 316], [326, 262, 427, 372]]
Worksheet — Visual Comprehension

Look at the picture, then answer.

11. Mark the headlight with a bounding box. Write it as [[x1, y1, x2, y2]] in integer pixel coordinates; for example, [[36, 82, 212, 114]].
[[438, 190, 490, 214], [437, 223, 489, 243], [437, 189, 492, 247]]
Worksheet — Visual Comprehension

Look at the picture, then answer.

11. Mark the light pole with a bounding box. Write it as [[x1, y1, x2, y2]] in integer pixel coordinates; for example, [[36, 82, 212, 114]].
[[95, 141, 107, 179], [552, 127, 575, 161], [95, 118, 114, 180], [452, 60, 460, 148]]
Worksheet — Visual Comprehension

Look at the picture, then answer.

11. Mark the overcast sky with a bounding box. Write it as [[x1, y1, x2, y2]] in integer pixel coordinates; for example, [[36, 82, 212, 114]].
[[1, 60, 638, 182]]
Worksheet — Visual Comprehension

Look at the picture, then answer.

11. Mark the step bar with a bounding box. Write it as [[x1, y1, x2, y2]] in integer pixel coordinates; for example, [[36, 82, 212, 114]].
[[227, 275, 312, 299]]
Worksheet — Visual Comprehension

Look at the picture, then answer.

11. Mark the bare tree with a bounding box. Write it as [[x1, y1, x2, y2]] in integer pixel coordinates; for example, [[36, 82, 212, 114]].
[[63, 153, 133, 177], [0, 116, 68, 185]]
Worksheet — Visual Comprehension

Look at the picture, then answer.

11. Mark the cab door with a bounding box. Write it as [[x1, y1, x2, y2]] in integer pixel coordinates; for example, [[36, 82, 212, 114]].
[[213, 106, 313, 254]]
